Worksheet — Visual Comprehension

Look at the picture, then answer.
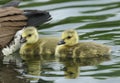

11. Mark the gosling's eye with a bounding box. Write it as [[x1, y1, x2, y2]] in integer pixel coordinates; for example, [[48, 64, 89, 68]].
[[67, 36, 72, 39], [28, 34, 32, 37]]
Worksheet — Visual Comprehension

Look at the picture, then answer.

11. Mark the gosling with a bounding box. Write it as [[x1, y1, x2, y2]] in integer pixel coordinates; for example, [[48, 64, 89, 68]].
[[19, 26, 59, 60], [55, 30, 111, 58]]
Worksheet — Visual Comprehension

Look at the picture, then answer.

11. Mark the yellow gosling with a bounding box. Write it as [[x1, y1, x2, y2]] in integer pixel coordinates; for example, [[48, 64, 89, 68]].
[[55, 29, 111, 58], [19, 26, 59, 60]]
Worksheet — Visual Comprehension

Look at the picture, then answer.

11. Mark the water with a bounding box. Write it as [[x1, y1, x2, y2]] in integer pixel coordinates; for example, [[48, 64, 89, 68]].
[[1, 0, 120, 83]]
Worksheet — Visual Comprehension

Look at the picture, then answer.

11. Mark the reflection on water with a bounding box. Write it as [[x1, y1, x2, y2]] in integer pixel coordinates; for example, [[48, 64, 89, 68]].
[[24, 60, 41, 82], [61, 58, 80, 79], [12, 55, 109, 82], [1, 0, 120, 83], [57, 57, 110, 79]]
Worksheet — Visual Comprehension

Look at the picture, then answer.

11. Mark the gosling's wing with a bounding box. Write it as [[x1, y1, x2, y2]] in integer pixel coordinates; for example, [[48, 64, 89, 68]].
[[24, 10, 51, 26], [1, 0, 21, 8]]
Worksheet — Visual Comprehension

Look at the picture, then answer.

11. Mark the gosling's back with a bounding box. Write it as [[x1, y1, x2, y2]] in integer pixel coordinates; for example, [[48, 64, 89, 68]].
[[56, 42, 110, 58], [20, 37, 59, 55], [38, 37, 59, 55], [75, 42, 110, 58]]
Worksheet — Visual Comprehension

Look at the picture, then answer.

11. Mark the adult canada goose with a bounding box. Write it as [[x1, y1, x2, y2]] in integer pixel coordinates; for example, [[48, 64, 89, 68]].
[[19, 27, 58, 60], [0, 0, 51, 56], [55, 29, 111, 58]]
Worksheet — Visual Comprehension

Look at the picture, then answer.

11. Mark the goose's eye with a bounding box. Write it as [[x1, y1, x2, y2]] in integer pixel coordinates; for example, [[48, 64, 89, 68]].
[[28, 34, 32, 37], [67, 36, 72, 39]]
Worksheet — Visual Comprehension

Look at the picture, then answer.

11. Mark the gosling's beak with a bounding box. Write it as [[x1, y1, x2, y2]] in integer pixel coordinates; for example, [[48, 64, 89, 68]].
[[20, 37, 27, 43], [58, 39, 65, 45]]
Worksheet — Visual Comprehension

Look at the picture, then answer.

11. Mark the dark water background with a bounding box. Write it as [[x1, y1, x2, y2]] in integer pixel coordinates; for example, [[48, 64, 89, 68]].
[[1, 0, 120, 83]]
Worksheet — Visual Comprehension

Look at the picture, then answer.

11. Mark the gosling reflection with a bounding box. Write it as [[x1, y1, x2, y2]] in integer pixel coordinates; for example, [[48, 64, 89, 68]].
[[62, 58, 80, 79], [59, 56, 110, 79], [21, 54, 42, 82]]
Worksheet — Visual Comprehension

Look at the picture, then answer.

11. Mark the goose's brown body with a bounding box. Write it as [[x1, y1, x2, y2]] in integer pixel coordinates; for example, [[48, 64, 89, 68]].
[[0, 7, 27, 48], [0, 0, 51, 49]]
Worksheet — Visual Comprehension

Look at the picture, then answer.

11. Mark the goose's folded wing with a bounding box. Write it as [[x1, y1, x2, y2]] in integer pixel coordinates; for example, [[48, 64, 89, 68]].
[[0, 7, 27, 48], [0, 28, 15, 47], [24, 10, 51, 26]]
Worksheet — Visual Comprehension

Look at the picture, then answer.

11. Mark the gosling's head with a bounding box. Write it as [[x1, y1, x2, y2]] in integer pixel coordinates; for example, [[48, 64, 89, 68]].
[[20, 26, 39, 44], [58, 29, 79, 46]]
